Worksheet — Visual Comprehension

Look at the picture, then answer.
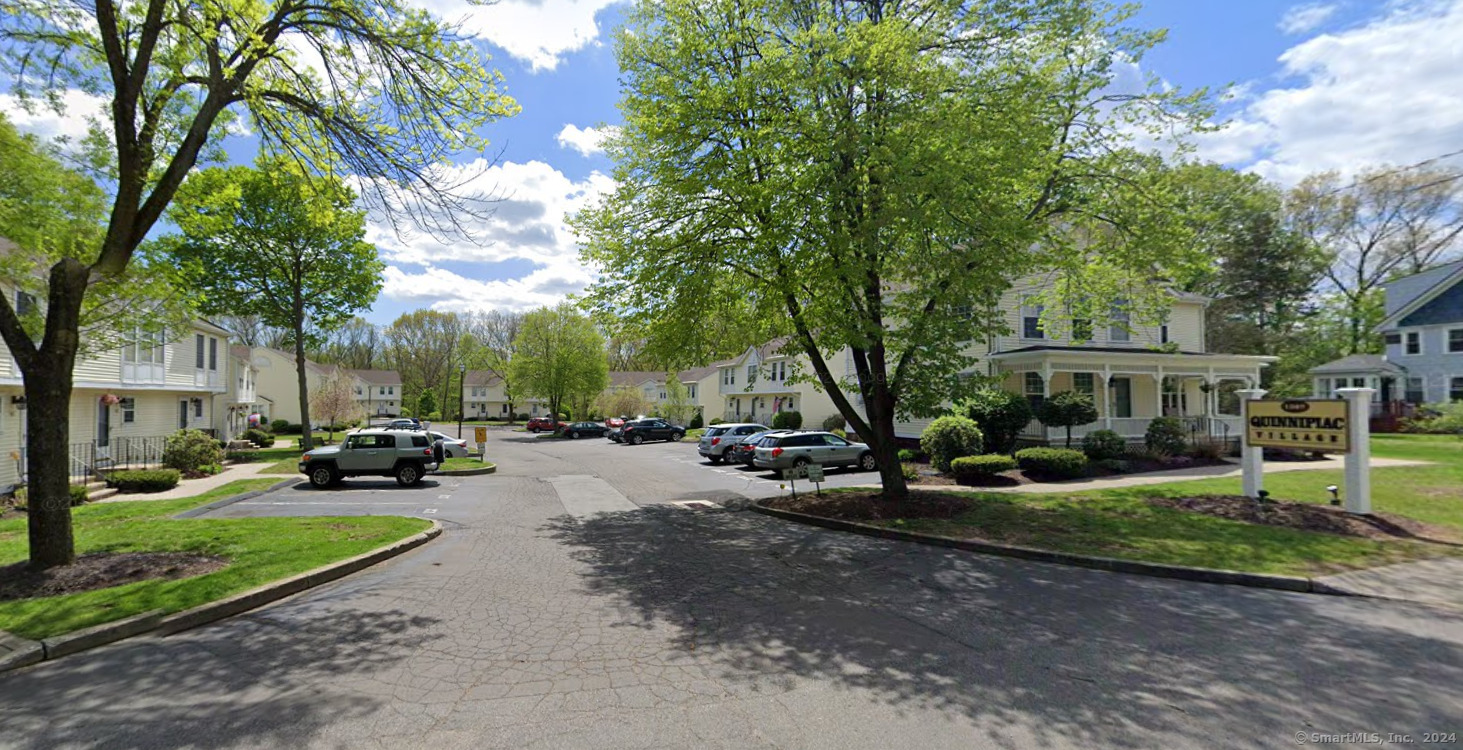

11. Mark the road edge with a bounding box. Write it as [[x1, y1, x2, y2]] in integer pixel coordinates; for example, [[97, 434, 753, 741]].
[[436, 463, 497, 477], [750, 501, 1341, 595], [173, 477, 297, 518]]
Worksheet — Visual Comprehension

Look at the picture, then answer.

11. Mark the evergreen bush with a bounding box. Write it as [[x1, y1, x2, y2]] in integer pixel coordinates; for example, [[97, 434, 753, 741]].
[[920, 416, 984, 473]]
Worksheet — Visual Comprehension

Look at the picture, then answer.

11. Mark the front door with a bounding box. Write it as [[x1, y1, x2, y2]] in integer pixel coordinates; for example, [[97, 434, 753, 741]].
[[179, 400, 189, 429], [96, 401, 111, 451], [1112, 377, 1133, 419]]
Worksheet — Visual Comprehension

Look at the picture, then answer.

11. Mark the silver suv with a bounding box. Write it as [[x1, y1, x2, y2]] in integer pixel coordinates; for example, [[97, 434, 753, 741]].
[[299, 429, 442, 488], [752, 431, 877, 474], [697, 423, 766, 464]]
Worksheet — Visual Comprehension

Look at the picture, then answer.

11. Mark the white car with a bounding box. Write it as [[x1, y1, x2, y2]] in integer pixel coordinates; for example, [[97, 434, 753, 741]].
[[428, 431, 471, 458]]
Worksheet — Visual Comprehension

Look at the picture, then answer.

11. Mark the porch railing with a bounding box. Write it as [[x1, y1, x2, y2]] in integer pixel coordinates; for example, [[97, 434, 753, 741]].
[[68, 435, 171, 483], [1020, 415, 1242, 444]]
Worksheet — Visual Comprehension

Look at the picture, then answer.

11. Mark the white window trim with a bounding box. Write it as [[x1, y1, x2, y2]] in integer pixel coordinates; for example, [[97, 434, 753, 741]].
[[1447, 327, 1463, 354], [1020, 296, 1044, 340], [1405, 330, 1423, 356]]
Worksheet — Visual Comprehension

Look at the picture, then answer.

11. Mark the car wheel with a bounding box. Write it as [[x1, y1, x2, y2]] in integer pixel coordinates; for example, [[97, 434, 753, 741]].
[[568, 431, 579, 439], [708, 454, 723, 465], [630, 433, 645, 445], [793, 456, 810, 468], [395, 463, 421, 487], [858, 452, 877, 471], [308, 465, 337, 488], [670, 431, 684, 442]]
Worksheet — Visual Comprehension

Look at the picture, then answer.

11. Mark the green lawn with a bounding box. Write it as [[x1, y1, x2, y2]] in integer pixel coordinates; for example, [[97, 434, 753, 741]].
[[0, 479, 431, 639], [1090, 434, 1463, 533], [854, 434, 1463, 578], [440, 457, 495, 471]]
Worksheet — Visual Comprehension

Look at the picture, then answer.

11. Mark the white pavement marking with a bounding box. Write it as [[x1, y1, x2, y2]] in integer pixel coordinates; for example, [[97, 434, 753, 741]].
[[237, 501, 426, 506], [544, 475, 639, 517], [424, 508, 438, 514]]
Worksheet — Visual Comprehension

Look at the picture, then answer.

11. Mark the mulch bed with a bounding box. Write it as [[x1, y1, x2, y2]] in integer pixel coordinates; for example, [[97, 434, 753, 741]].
[[904, 457, 1230, 488], [0, 552, 228, 602], [765, 489, 970, 522], [1147, 495, 1462, 544]]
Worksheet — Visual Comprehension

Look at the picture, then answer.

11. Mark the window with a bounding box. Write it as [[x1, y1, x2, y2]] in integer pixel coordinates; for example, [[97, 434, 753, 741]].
[[1073, 372, 1095, 396], [1406, 377, 1425, 404], [1161, 325, 1170, 345], [1162, 377, 1186, 415], [15, 290, 36, 317], [1450, 329, 1463, 353], [1452, 377, 1463, 402], [1406, 331, 1421, 355], [1072, 318, 1092, 342], [787, 398, 794, 410], [747, 365, 756, 383], [1021, 297, 1044, 339], [1385, 332, 1402, 345], [1110, 301, 1131, 343], [1024, 372, 1045, 407], [951, 304, 974, 320], [821, 434, 850, 446], [208, 337, 218, 371], [723, 368, 736, 386], [193, 398, 203, 417], [411, 435, 430, 448], [120, 397, 136, 424], [195, 334, 205, 368]]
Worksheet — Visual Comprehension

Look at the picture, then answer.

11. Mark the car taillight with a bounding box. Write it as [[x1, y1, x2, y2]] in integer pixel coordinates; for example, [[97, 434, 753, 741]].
[[711, 437, 720, 446], [625, 426, 634, 432], [423, 448, 432, 456], [771, 447, 783, 457]]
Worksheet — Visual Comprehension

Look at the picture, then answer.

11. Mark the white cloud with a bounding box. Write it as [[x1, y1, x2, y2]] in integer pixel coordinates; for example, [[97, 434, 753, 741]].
[[1278, 3, 1339, 35], [1198, 0, 1463, 185], [371, 159, 615, 312], [412, 0, 622, 71], [0, 90, 109, 143], [555, 123, 618, 157]]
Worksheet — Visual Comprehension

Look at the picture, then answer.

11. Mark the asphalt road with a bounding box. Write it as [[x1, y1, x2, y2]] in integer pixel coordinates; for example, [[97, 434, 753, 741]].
[[1, 428, 1460, 749]]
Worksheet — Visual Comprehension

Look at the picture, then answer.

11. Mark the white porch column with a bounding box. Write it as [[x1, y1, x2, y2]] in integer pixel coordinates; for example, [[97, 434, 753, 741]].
[[1040, 364, 1053, 442], [1154, 366, 1166, 418], [1337, 388, 1374, 514], [1237, 388, 1267, 498], [1098, 371, 1111, 430]]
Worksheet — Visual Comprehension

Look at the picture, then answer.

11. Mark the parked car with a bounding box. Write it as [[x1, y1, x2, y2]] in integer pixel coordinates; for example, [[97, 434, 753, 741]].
[[731, 429, 792, 465], [427, 431, 470, 458], [697, 423, 767, 464], [526, 416, 563, 433], [605, 417, 626, 428], [607, 425, 625, 442], [383, 418, 423, 430], [620, 418, 685, 445], [299, 428, 442, 488], [752, 431, 877, 474], [563, 421, 608, 439]]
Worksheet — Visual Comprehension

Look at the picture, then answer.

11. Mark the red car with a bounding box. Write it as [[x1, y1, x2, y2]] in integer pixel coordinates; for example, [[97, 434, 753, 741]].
[[526, 417, 564, 433], [604, 417, 626, 428]]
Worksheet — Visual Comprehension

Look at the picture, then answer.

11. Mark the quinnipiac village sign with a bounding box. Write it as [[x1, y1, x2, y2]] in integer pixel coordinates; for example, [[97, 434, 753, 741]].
[[1244, 399, 1351, 453]]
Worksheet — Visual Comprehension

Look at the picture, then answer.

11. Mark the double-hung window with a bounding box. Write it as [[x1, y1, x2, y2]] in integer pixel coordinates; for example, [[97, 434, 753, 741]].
[[1021, 297, 1044, 339], [1405, 377, 1425, 404], [1451, 377, 1463, 402], [1023, 372, 1045, 408], [1073, 372, 1095, 397], [1109, 301, 1131, 343], [1449, 329, 1463, 353], [1405, 331, 1422, 355]]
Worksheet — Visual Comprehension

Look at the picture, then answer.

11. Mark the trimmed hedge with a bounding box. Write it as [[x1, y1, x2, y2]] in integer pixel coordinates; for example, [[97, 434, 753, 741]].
[[106, 469, 181, 493], [1014, 447, 1088, 478], [821, 413, 847, 432], [921, 416, 984, 473], [771, 410, 804, 429], [950, 454, 1017, 479], [1081, 429, 1127, 461], [241, 428, 275, 448], [1145, 417, 1187, 456]]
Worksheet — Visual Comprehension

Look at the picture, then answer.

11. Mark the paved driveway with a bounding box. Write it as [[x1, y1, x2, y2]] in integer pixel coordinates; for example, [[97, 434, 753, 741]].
[[1, 430, 1461, 749]]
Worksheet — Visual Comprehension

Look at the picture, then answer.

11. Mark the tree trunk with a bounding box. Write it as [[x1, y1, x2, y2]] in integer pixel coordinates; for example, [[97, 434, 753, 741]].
[[11, 259, 91, 569], [866, 386, 909, 501], [294, 323, 313, 452]]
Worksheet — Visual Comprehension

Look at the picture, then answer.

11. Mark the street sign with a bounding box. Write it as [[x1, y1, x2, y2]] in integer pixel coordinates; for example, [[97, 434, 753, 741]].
[[804, 463, 825, 482], [474, 426, 487, 443], [1244, 398, 1351, 453]]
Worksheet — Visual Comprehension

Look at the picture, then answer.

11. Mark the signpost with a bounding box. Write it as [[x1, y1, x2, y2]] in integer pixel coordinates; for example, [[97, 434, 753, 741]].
[[1241, 389, 1372, 514], [783, 462, 826, 497], [474, 426, 487, 460]]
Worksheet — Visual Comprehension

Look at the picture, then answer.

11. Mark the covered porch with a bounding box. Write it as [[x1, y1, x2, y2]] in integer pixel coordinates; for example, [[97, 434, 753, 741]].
[[990, 347, 1274, 445]]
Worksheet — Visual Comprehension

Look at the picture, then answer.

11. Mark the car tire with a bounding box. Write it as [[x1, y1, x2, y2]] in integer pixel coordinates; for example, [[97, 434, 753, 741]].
[[568, 431, 579, 439], [793, 456, 811, 468], [630, 433, 645, 445], [433, 440, 446, 465], [395, 463, 422, 487], [670, 431, 684, 442], [858, 452, 877, 471], [708, 454, 723, 465], [308, 464, 337, 489]]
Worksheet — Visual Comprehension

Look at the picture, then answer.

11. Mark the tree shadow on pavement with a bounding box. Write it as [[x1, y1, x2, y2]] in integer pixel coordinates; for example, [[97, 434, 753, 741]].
[[544, 506, 1463, 748], [0, 607, 440, 750]]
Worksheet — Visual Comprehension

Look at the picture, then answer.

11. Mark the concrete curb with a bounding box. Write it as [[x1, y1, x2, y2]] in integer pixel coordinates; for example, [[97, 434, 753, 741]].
[[436, 463, 497, 477], [173, 478, 296, 518], [0, 521, 442, 675], [156, 520, 442, 635], [750, 501, 1336, 595], [0, 631, 44, 672]]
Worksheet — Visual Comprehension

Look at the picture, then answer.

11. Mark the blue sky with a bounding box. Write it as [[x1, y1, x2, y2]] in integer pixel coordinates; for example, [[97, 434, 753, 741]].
[[5, 1, 1462, 324]]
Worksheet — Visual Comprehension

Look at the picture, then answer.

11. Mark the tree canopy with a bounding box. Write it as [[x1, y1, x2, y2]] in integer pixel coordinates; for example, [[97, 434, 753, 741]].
[[577, 0, 1212, 500], [510, 303, 609, 420]]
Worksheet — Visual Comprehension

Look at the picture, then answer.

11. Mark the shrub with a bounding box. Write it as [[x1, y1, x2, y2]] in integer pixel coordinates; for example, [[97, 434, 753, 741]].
[[163, 429, 226, 473], [1187, 438, 1227, 461], [709, 417, 726, 426], [106, 469, 181, 493], [225, 450, 258, 463], [921, 416, 984, 473], [1036, 391, 1098, 448], [1403, 402, 1463, 434], [830, 428, 846, 439], [689, 411, 704, 429], [771, 410, 803, 429], [1081, 429, 1127, 461], [959, 389, 1032, 455], [1014, 447, 1088, 478], [1144, 417, 1187, 456], [950, 454, 1017, 480], [900, 463, 919, 482], [13, 485, 91, 509], [270, 419, 289, 434], [821, 413, 847, 432], [194, 463, 224, 476], [242, 428, 275, 448], [897, 448, 920, 463], [1093, 458, 1132, 473]]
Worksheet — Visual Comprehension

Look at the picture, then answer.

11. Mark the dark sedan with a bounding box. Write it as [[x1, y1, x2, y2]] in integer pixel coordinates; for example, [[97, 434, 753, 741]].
[[562, 421, 608, 439]]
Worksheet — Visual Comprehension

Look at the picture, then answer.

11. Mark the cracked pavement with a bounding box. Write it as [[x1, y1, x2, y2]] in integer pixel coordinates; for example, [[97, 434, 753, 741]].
[[1, 431, 1460, 749]]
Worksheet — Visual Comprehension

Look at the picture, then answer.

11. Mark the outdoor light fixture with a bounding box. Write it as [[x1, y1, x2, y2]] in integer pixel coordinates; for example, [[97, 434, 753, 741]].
[[1326, 485, 1340, 506]]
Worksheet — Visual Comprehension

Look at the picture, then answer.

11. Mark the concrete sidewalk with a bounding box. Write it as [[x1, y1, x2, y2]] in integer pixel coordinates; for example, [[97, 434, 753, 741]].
[[94, 461, 287, 503], [1317, 558, 1463, 610]]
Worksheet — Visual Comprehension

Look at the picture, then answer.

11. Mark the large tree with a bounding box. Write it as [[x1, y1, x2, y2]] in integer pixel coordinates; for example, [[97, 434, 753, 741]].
[[166, 161, 383, 451], [385, 309, 463, 420], [313, 317, 383, 369], [1290, 166, 1463, 354], [463, 309, 522, 419], [577, 0, 1210, 501], [510, 303, 609, 420], [310, 367, 365, 442], [0, 0, 516, 567]]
